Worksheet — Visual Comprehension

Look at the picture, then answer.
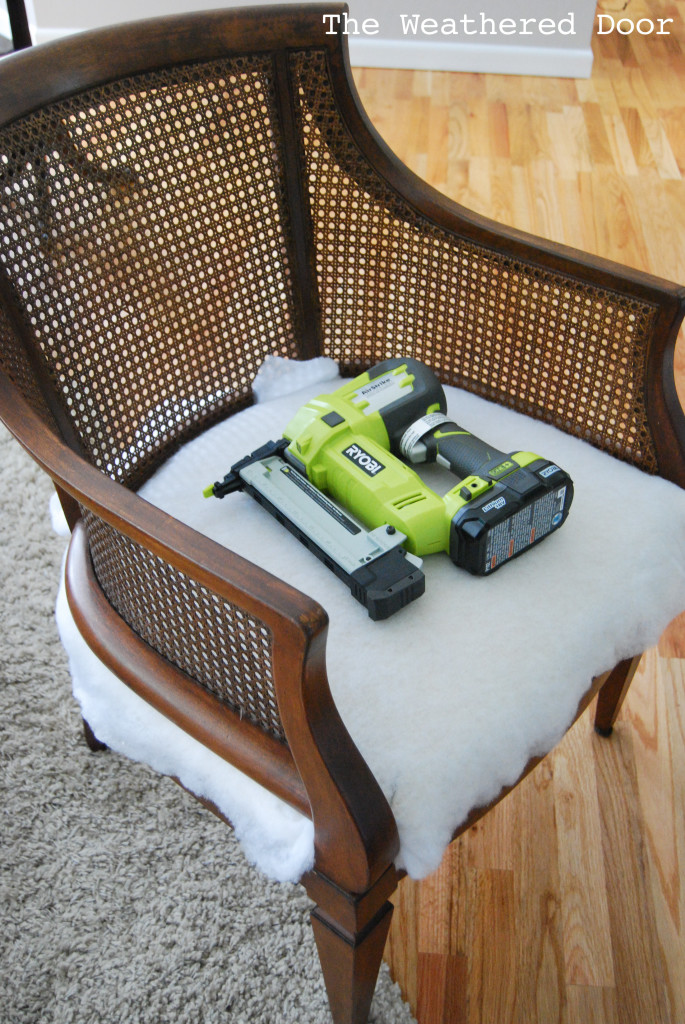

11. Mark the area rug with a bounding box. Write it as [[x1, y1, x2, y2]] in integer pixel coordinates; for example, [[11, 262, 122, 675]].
[[0, 423, 416, 1024]]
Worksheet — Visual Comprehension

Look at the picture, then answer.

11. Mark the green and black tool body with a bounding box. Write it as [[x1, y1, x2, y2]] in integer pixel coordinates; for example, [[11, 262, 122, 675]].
[[207, 358, 573, 619]]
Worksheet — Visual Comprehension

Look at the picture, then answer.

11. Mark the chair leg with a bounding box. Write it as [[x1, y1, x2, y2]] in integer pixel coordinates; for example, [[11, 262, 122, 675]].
[[304, 866, 398, 1024], [82, 716, 108, 752], [310, 901, 393, 1024], [594, 654, 641, 736]]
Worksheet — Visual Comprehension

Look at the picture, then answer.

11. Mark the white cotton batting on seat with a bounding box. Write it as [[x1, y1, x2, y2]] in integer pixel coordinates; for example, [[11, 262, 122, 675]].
[[55, 356, 685, 882]]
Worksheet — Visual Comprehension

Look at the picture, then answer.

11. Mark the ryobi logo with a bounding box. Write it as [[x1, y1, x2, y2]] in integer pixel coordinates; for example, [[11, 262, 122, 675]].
[[342, 443, 385, 477]]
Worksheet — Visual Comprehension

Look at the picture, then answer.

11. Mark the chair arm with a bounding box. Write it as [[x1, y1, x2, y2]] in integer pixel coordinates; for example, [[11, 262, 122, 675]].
[[304, 38, 685, 485], [65, 518, 310, 815], [0, 372, 399, 893]]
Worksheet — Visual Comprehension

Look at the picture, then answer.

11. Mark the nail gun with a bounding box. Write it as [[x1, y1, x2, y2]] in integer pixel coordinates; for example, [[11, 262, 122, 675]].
[[205, 358, 573, 619]]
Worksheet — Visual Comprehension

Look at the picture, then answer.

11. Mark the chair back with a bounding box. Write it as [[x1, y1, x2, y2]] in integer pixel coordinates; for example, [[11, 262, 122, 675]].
[[0, 7, 347, 486], [2, 7, 684, 489]]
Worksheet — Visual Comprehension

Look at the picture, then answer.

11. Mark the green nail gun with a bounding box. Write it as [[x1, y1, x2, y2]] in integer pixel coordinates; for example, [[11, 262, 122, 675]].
[[205, 358, 573, 619]]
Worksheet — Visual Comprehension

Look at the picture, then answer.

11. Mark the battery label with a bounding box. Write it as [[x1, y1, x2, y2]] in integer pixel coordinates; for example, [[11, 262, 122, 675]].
[[483, 486, 566, 572]]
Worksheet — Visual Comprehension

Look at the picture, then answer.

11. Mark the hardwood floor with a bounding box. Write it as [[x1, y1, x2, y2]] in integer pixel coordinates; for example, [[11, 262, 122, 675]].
[[352, 7, 685, 1022]]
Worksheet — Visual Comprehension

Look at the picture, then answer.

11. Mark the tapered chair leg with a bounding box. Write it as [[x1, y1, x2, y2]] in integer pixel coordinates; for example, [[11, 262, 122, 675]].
[[594, 654, 641, 736], [311, 900, 394, 1024]]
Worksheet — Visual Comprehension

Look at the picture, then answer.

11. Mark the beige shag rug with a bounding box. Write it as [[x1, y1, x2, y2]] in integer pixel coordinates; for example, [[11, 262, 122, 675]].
[[0, 424, 415, 1024]]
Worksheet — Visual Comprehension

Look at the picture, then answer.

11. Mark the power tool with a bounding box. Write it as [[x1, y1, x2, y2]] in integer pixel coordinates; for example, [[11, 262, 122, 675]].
[[205, 358, 573, 619]]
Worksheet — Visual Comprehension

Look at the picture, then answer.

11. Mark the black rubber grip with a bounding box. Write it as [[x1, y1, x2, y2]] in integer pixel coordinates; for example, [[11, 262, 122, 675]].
[[430, 423, 508, 480]]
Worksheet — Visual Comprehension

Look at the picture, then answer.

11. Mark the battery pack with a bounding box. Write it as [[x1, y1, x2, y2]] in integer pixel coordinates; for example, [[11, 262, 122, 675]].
[[450, 461, 573, 575]]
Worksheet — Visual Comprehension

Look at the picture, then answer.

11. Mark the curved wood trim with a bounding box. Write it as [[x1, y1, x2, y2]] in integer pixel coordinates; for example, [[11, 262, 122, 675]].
[[1, 0, 683, 899], [326, 23, 685, 303], [273, 617, 399, 892], [0, 4, 347, 123], [0, 374, 322, 631], [1, 4, 683, 485], [322, 22, 685, 485], [0, 371, 399, 893], [66, 520, 310, 816], [656, 317, 685, 486]]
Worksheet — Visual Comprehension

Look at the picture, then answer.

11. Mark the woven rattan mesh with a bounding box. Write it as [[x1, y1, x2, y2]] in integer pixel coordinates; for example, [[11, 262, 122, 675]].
[[0, 298, 56, 426], [82, 509, 285, 741], [292, 51, 659, 472], [0, 56, 302, 488]]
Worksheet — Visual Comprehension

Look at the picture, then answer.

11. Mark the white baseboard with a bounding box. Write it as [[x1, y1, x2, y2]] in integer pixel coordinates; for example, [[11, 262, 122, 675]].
[[33, 26, 81, 45], [33, 26, 593, 79], [348, 36, 593, 77]]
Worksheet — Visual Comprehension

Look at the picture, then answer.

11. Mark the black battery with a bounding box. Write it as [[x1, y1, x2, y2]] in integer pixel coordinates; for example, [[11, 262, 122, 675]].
[[449, 461, 573, 575]]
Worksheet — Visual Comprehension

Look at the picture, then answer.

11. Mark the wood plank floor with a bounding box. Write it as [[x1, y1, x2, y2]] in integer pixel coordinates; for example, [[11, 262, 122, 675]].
[[352, 6, 685, 1022]]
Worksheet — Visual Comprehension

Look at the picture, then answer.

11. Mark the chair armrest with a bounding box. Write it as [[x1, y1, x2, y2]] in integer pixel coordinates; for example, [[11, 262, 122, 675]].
[[299, 38, 685, 486], [65, 517, 310, 814], [0, 372, 399, 893]]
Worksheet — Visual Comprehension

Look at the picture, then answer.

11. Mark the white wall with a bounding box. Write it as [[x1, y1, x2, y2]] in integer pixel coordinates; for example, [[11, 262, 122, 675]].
[[31, 0, 596, 77]]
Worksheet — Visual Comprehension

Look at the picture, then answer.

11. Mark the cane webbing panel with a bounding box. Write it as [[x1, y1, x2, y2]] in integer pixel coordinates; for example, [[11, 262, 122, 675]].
[[291, 50, 659, 473], [0, 299, 56, 427], [82, 509, 285, 742], [0, 55, 302, 488]]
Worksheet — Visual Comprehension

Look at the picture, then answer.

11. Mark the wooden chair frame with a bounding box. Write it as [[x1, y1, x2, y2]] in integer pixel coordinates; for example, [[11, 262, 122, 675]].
[[1, 6, 684, 1022]]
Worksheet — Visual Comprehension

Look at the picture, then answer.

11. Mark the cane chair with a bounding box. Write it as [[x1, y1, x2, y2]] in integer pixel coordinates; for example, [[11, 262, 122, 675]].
[[1, 5, 684, 1022]]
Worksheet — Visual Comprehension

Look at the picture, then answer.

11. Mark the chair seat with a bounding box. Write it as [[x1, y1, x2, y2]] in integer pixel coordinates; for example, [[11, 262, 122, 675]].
[[56, 357, 685, 881]]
